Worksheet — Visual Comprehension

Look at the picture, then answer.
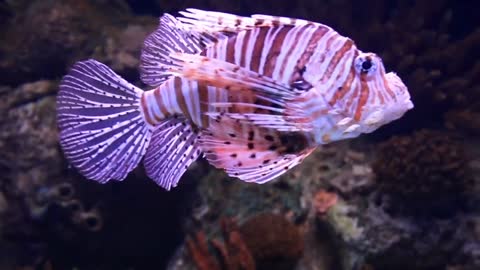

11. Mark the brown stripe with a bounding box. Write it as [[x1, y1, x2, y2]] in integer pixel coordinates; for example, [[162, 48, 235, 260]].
[[279, 24, 311, 81], [354, 76, 370, 121], [329, 65, 356, 106], [188, 80, 199, 124], [240, 30, 251, 67], [174, 77, 191, 121], [345, 83, 360, 115], [250, 27, 268, 72], [198, 83, 210, 128], [140, 94, 155, 125], [296, 26, 329, 69], [382, 76, 396, 101], [226, 35, 236, 63], [263, 26, 292, 77], [153, 87, 170, 118], [321, 39, 354, 84]]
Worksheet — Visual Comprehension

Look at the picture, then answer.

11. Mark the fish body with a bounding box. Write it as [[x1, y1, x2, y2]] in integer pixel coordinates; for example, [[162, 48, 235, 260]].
[[56, 9, 413, 190]]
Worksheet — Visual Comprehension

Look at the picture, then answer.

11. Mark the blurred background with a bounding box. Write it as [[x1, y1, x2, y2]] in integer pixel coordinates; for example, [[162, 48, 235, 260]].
[[0, 0, 479, 269]]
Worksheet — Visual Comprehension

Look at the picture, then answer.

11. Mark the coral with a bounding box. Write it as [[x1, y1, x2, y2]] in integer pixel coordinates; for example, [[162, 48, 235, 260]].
[[187, 218, 255, 270], [186, 231, 221, 270], [313, 190, 338, 216], [238, 213, 304, 270], [186, 214, 304, 270], [373, 129, 472, 218]]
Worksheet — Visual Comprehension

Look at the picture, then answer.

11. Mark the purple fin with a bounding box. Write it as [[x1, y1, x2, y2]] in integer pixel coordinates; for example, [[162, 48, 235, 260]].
[[140, 13, 206, 87], [57, 59, 152, 183], [143, 117, 201, 190]]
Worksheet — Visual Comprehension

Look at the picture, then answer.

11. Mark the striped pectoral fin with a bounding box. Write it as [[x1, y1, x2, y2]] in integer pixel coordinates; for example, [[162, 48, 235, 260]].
[[224, 147, 315, 184], [205, 112, 311, 132], [199, 115, 315, 184], [168, 52, 314, 132], [168, 52, 304, 99], [143, 117, 201, 190], [57, 59, 152, 183]]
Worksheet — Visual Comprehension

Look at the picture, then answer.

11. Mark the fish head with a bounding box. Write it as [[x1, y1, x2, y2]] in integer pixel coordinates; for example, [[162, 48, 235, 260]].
[[332, 52, 414, 136], [310, 51, 414, 144], [354, 52, 413, 133]]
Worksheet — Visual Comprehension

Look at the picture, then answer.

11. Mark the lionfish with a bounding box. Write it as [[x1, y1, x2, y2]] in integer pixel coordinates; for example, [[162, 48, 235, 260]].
[[56, 9, 413, 190]]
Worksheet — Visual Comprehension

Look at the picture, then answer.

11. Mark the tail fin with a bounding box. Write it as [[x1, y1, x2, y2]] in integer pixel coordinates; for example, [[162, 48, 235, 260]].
[[57, 59, 152, 183]]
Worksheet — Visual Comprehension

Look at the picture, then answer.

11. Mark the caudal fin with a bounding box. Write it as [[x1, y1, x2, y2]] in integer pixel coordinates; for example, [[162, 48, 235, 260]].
[[57, 59, 152, 183]]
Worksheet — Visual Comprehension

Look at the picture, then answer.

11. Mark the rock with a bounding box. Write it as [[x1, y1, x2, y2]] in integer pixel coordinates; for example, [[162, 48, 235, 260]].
[[0, 0, 156, 86]]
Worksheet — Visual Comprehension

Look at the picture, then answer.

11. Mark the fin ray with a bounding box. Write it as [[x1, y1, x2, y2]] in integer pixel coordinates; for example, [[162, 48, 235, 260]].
[[168, 53, 313, 132], [178, 9, 314, 34], [57, 59, 152, 183], [199, 115, 315, 184], [143, 117, 201, 190], [140, 14, 206, 87]]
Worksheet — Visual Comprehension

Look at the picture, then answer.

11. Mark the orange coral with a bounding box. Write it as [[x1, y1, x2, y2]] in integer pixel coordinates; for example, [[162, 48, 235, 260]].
[[187, 218, 255, 270], [238, 213, 304, 270], [187, 214, 305, 270], [313, 190, 338, 216], [186, 231, 221, 270]]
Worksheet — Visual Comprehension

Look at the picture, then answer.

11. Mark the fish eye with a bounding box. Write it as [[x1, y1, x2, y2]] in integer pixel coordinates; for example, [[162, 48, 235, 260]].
[[362, 59, 372, 70], [355, 54, 377, 76]]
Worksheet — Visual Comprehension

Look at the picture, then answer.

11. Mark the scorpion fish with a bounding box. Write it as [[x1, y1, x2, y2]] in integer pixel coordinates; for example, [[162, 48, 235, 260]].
[[56, 9, 414, 190]]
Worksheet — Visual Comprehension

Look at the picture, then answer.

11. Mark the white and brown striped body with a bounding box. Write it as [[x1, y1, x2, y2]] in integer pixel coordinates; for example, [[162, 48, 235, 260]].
[[142, 11, 409, 144], [141, 24, 346, 128]]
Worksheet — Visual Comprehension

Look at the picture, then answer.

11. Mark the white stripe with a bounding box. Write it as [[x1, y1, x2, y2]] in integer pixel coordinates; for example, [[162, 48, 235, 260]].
[[272, 26, 303, 81], [168, 81, 182, 114], [281, 25, 317, 83], [190, 81, 202, 126], [323, 46, 355, 101], [217, 37, 228, 61], [245, 27, 259, 69], [160, 82, 174, 114], [146, 90, 164, 120], [234, 31, 246, 65], [182, 78, 195, 119], [316, 34, 346, 84], [207, 85, 216, 113], [259, 26, 282, 74]]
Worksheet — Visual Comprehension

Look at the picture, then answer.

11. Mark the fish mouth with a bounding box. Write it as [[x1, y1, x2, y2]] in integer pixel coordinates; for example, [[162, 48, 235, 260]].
[[356, 71, 414, 134], [385, 71, 414, 110]]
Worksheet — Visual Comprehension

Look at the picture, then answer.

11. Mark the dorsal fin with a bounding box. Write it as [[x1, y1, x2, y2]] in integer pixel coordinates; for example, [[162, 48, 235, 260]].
[[140, 14, 206, 87], [178, 8, 316, 34]]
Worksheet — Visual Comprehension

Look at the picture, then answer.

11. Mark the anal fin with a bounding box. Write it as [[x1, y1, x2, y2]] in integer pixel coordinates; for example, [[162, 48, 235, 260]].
[[143, 117, 201, 190]]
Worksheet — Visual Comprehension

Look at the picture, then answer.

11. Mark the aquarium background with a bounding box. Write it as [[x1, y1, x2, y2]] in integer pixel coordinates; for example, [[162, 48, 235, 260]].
[[0, 0, 479, 269]]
